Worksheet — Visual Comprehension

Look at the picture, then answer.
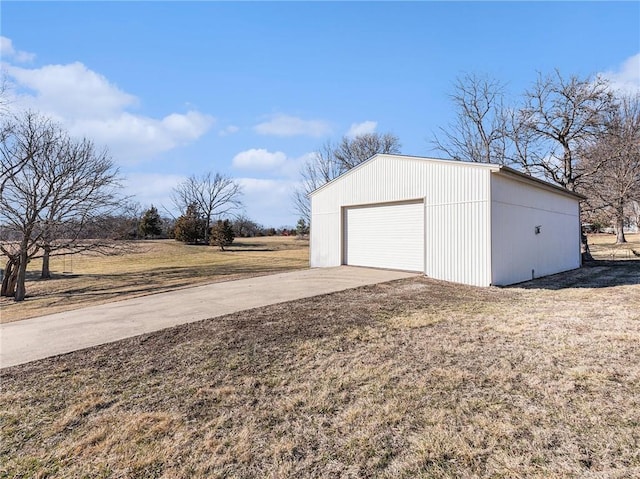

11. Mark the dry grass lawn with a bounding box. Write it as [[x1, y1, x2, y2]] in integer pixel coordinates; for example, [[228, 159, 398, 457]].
[[588, 232, 640, 260], [0, 236, 309, 323], [1, 258, 639, 478]]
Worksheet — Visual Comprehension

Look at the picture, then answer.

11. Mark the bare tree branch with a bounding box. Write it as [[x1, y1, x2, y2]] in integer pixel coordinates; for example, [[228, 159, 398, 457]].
[[432, 73, 510, 164], [293, 133, 401, 222], [171, 172, 243, 242], [514, 70, 616, 191], [334, 133, 401, 170], [1, 113, 126, 299], [578, 93, 640, 243]]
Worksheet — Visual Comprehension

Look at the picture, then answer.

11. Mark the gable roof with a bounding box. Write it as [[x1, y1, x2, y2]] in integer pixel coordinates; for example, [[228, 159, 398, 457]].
[[308, 154, 585, 201]]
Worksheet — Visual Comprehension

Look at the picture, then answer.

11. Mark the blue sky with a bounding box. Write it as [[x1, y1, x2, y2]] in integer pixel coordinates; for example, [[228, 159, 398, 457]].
[[2, 1, 639, 227]]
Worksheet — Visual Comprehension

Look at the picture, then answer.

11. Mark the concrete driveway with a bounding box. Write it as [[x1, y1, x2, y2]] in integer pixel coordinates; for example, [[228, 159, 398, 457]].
[[0, 267, 417, 368]]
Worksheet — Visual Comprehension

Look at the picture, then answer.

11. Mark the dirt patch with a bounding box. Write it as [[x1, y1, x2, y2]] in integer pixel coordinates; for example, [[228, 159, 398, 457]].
[[1, 260, 639, 478]]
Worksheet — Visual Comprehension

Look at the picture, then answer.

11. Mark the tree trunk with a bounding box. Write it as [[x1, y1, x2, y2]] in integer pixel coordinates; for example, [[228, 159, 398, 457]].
[[581, 232, 594, 263], [563, 144, 573, 191], [615, 203, 627, 244], [14, 249, 29, 302], [41, 246, 51, 279], [1, 258, 18, 297]]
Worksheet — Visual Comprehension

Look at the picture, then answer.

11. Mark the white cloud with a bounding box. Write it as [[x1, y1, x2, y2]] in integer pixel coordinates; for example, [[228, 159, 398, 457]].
[[347, 120, 377, 137], [0, 36, 35, 63], [254, 114, 331, 137], [218, 125, 239, 136], [279, 151, 315, 179], [232, 149, 314, 180], [3, 40, 215, 164], [232, 148, 287, 170], [124, 172, 186, 211], [601, 53, 640, 94], [7, 62, 137, 119], [237, 177, 299, 227], [74, 111, 213, 160]]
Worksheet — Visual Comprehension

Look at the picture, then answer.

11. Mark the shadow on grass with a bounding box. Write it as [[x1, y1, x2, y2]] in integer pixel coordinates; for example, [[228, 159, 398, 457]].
[[29, 272, 81, 282], [28, 264, 306, 301], [225, 248, 274, 252], [511, 260, 640, 290]]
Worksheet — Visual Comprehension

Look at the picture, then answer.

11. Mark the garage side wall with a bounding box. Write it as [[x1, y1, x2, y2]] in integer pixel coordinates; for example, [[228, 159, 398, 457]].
[[310, 156, 492, 286], [424, 199, 492, 286], [490, 174, 581, 286]]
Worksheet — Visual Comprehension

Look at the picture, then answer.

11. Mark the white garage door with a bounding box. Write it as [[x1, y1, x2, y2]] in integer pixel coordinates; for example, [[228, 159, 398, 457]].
[[344, 201, 424, 272]]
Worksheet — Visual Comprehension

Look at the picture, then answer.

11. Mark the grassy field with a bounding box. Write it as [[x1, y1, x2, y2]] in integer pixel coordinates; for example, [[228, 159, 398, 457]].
[[1, 258, 639, 478], [1, 234, 637, 324], [588, 232, 640, 260], [0, 236, 309, 323]]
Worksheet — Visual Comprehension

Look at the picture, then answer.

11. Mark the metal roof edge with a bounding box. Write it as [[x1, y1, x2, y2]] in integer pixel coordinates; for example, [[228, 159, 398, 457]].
[[307, 154, 500, 197], [306, 154, 585, 201], [495, 166, 586, 201]]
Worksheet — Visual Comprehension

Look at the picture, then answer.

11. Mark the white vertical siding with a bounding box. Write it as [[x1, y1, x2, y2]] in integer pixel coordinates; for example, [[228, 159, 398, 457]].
[[309, 209, 341, 268], [425, 200, 492, 286], [490, 173, 581, 285], [310, 155, 493, 285]]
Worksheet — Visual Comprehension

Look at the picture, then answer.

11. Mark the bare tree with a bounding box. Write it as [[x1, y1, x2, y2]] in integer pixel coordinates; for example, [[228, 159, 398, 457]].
[[232, 214, 262, 238], [578, 94, 640, 244], [0, 74, 12, 116], [512, 71, 617, 260], [293, 141, 344, 222], [334, 132, 401, 170], [293, 132, 401, 221], [630, 201, 640, 233], [0, 113, 125, 300], [171, 172, 243, 242], [514, 71, 616, 191], [0, 111, 55, 198], [433, 73, 510, 164], [36, 137, 124, 278], [433, 70, 617, 260]]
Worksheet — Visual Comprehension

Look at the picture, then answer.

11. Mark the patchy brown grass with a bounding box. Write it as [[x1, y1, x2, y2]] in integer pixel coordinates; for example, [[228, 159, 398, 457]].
[[1, 260, 639, 478], [0, 237, 309, 323], [3, 233, 633, 324], [588, 232, 640, 260]]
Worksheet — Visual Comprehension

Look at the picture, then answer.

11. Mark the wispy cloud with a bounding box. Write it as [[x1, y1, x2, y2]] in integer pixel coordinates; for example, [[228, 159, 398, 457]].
[[218, 125, 239, 136], [601, 53, 640, 94], [254, 114, 331, 137], [346, 120, 377, 137], [0, 36, 35, 63]]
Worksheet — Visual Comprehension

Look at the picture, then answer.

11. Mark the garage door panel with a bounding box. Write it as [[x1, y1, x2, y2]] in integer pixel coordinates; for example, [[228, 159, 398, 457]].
[[344, 201, 424, 272]]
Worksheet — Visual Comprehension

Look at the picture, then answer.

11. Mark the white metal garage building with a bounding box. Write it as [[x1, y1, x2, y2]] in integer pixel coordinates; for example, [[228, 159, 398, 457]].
[[309, 154, 584, 286]]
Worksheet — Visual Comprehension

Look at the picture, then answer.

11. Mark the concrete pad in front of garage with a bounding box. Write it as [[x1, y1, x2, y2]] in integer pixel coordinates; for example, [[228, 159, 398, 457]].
[[0, 266, 417, 368]]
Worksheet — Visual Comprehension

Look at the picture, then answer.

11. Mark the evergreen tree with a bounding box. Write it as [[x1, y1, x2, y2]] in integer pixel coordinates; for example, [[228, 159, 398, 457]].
[[173, 203, 206, 244], [210, 219, 235, 251], [296, 218, 309, 236], [139, 205, 163, 238]]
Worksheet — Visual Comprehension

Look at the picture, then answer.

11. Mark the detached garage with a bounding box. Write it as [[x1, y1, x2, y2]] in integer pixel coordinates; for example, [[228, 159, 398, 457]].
[[309, 154, 584, 286]]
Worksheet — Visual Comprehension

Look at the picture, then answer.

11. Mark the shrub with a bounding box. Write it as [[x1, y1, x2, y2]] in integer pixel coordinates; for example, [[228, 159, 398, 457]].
[[210, 219, 235, 250]]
